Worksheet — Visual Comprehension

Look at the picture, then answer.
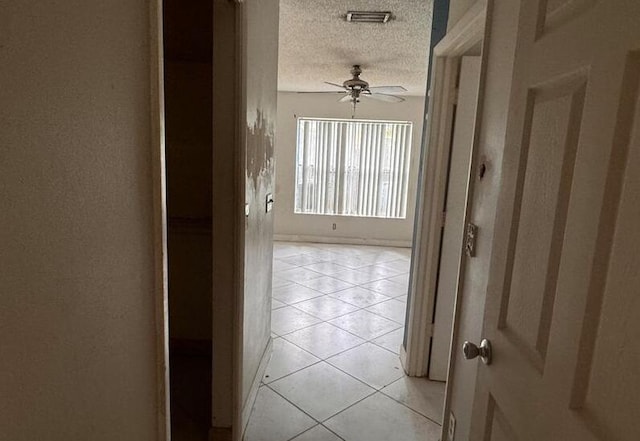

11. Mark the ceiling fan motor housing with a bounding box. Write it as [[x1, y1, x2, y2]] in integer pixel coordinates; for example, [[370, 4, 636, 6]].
[[343, 65, 369, 93]]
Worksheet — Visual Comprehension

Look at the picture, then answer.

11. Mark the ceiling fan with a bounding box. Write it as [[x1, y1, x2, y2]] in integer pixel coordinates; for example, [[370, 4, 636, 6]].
[[299, 65, 407, 116]]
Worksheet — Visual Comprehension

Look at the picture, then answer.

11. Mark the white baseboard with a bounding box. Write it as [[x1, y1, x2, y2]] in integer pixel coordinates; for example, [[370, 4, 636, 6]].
[[273, 234, 412, 248], [239, 337, 273, 439]]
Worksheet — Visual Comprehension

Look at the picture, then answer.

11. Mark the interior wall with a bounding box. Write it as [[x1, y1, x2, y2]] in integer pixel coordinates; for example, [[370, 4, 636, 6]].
[[211, 0, 238, 432], [0, 1, 161, 440], [211, 2, 279, 436], [241, 0, 279, 413], [447, 0, 478, 30], [274, 92, 425, 247]]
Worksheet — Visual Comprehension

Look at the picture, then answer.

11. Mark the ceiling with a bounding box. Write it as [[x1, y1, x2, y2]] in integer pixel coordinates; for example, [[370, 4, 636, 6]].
[[278, 0, 433, 96]]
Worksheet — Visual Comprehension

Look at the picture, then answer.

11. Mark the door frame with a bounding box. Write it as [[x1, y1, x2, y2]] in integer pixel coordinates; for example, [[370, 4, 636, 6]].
[[402, 0, 490, 379], [150, 0, 170, 439]]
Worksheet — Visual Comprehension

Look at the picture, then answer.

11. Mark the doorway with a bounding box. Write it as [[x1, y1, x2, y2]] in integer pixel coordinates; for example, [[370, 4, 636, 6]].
[[160, 0, 489, 440], [162, 0, 213, 439], [241, 3, 489, 441]]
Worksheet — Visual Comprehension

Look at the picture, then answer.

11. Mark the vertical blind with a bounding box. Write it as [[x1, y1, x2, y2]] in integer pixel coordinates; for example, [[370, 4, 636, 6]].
[[294, 118, 413, 219]]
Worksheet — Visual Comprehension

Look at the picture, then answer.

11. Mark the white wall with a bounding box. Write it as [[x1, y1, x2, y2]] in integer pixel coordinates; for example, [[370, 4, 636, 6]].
[[0, 1, 163, 440], [274, 92, 425, 247]]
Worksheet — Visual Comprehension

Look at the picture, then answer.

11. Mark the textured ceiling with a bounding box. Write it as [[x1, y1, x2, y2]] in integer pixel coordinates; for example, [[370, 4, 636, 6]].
[[278, 0, 433, 96]]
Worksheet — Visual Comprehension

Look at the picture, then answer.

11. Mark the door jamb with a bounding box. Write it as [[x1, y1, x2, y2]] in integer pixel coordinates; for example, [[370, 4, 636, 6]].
[[150, 0, 170, 439], [402, 0, 490, 379]]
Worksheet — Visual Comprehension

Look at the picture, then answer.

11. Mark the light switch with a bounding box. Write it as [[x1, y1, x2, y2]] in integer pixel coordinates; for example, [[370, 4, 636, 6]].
[[266, 193, 274, 213]]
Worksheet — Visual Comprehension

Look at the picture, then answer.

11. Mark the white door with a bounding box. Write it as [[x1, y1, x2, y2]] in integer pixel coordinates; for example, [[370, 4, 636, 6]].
[[430, 56, 481, 381], [467, 1, 640, 440]]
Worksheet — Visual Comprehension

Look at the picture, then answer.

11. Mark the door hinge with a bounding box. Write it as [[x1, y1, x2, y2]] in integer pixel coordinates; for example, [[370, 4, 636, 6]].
[[441, 211, 447, 228]]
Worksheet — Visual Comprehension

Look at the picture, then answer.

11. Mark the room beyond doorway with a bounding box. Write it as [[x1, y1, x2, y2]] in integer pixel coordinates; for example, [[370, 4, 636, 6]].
[[244, 242, 445, 441]]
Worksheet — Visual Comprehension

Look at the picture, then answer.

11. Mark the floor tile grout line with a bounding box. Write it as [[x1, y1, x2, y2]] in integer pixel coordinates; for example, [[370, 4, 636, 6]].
[[358, 306, 407, 326], [274, 272, 408, 300], [273, 278, 358, 304], [320, 316, 403, 343], [325, 291, 395, 307], [322, 356, 406, 393], [377, 387, 445, 427], [275, 303, 403, 342], [369, 323, 405, 340], [266, 243, 421, 438], [285, 291, 404, 322], [283, 425, 315, 441], [263, 383, 323, 425], [266, 358, 440, 434], [278, 334, 371, 365], [272, 332, 406, 394], [274, 281, 407, 354], [272, 313, 335, 338], [317, 389, 379, 424], [283, 423, 347, 441], [264, 379, 388, 435], [318, 387, 441, 432], [318, 423, 347, 441], [268, 338, 402, 394], [288, 303, 361, 323], [276, 260, 410, 277], [282, 422, 348, 441], [263, 357, 324, 386], [368, 340, 402, 355], [279, 320, 395, 363], [306, 388, 380, 427]]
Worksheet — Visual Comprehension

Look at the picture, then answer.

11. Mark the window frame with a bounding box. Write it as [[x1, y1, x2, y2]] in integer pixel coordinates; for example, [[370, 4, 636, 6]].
[[293, 116, 414, 219]]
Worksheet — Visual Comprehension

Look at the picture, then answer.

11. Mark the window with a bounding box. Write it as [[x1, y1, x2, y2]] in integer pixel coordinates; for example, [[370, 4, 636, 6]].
[[294, 117, 413, 219]]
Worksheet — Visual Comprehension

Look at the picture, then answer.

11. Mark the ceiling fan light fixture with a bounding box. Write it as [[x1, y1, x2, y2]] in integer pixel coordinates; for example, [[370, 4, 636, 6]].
[[345, 11, 393, 24]]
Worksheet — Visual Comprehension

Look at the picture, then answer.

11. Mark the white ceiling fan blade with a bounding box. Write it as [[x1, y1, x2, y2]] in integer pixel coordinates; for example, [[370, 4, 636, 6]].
[[368, 86, 407, 94], [363, 93, 405, 103], [338, 95, 353, 103], [324, 81, 347, 90]]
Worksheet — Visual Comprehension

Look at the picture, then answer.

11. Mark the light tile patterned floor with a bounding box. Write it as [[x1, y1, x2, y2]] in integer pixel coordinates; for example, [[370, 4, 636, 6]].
[[244, 242, 445, 441]]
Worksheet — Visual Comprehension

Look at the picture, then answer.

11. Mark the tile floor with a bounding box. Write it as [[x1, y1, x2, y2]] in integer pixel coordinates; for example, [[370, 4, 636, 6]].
[[244, 242, 445, 441]]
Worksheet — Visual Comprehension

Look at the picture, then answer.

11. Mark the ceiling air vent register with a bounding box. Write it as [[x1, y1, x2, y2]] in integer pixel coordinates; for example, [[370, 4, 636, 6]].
[[345, 11, 393, 24]]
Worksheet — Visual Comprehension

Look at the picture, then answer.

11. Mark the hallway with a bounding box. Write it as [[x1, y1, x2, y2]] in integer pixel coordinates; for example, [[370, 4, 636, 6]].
[[244, 242, 445, 441]]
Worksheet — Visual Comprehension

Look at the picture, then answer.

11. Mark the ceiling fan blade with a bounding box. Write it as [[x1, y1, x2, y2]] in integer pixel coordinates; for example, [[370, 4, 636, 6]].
[[296, 91, 347, 94], [325, 81, 347, 90], [363, 93, 405, 103], [338, 95, 353, 103], [368, 86, 407, 94]]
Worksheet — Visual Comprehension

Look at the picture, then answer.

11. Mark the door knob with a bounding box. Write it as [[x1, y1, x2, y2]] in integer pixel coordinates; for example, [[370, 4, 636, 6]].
[[463, 339, 492, 365]]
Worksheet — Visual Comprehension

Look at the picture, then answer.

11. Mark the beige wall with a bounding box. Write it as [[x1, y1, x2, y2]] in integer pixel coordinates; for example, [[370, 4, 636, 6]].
[[210, 0, 279, 437], [241, 0, 279, 413], [212, 0, 237, 431], [0, 1, 163, 440], [274, 92, 425, 247], [447, 0, 479, 30]]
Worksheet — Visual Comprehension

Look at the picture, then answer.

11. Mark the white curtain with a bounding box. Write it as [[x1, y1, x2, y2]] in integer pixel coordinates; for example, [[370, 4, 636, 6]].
[[295, 118, 412, 219]]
